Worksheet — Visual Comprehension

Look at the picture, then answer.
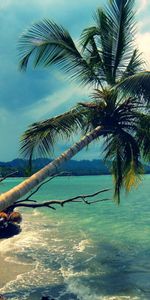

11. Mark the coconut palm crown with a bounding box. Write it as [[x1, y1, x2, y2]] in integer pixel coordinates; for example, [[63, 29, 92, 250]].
[[18, 0, 150, 203]]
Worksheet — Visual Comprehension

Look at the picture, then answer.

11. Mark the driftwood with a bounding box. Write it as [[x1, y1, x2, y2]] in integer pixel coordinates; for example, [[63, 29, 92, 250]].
[[11, 189, 110, 210], [0, 171, 110, 211], [7, 172, 110, 210]]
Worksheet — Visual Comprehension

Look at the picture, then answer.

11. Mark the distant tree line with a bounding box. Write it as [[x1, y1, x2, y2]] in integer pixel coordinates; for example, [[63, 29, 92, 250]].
[[0, 158, 150, 177]]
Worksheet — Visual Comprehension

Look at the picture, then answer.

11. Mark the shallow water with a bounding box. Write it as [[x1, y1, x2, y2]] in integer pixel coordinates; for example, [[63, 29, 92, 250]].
[[0, 175, 150, 300]]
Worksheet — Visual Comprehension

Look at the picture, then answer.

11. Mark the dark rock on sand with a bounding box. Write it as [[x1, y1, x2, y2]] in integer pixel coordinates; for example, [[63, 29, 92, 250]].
[[0, 223, 21, 239], [0, 294, 6, 300]]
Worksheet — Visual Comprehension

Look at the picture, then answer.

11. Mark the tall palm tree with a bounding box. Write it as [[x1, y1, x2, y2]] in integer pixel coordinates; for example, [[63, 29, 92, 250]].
[[0, 0, 150, 211]]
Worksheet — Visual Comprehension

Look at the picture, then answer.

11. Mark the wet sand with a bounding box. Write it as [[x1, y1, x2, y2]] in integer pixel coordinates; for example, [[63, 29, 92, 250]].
[[0, 254, 32, 289]]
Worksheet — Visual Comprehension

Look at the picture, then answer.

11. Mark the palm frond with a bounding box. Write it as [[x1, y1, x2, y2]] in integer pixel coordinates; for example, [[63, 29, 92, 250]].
[[18, 20, 102, 86], [80, 8, 115, 85], [121, 49, 144, 79], [136, 114, 150, 162], [103, 129, 143, 202], [80, 26, 100, 51], [20, 106, 88, 159], [121, 130, 143, 191], [112, 149, 123, 204], [103, 134, 124, 203], [117, 72, 150, 105], [107, 0, 136, 80], [113, 95, 142, 129], [95, 8, 114, 84], [80, 27, 105, 79]]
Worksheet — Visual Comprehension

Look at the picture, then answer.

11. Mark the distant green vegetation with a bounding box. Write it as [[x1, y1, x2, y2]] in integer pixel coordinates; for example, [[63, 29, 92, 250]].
[[0, 159, 150, 177]]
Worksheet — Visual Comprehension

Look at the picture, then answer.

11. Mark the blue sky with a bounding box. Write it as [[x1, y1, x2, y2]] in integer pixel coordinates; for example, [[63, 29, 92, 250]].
[[0, 0, 149, 161]]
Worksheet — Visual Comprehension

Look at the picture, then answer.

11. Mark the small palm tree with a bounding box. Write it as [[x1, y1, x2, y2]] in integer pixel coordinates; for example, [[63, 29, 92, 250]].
[[0, 0, 150, 211]]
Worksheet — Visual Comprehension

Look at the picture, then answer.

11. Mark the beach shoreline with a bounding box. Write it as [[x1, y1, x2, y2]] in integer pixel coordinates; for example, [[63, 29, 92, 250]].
[[0, 253, 32, 289]]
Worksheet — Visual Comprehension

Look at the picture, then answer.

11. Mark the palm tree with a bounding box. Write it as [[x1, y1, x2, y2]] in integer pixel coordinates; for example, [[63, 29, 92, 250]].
[[0, 0, 150, 211]]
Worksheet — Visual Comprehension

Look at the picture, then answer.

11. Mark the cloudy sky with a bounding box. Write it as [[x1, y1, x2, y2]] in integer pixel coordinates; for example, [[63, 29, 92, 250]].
[[0, 0, 150, 161]]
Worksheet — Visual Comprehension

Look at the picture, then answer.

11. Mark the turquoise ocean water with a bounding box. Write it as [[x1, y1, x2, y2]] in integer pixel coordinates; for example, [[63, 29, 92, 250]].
[[0, 175, 149, 300]]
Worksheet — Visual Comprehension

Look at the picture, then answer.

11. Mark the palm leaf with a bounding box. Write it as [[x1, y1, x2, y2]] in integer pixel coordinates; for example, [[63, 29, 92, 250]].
[[107, 0, 136, 80], [18, 20, 102, 86], [80, 26, 100, 51], [20, 106, 88, 159], [136, 114, 150, 162], [117, 72, 150, 104], [121, 130, 143, 191], [80, 26, 105, 81], [80, 8, 115, 84], [121, 49, 143, 79], [95, 8, 114, 84], [103, 134, 124, 203], [103, 129, 143, 202]]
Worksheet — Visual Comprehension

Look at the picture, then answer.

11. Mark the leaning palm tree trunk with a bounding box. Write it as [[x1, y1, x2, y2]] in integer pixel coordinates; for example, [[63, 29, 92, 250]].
[[0, 126, 101, 211]]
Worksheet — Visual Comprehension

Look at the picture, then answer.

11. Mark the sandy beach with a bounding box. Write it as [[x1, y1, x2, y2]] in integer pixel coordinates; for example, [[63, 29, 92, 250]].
[[0, 253, 32, 289]]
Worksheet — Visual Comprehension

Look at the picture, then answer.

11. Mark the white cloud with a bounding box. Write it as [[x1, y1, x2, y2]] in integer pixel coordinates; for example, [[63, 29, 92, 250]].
[[25, 84, 90, 121], [136, 32, 150, 69], [137, 0, 148, 14]]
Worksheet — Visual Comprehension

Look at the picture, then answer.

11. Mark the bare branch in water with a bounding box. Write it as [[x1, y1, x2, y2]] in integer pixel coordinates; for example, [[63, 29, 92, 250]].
[[4, 172, 110, 211], [0, 171, 18, 183], [22, 171, 71, 202], [11, 189, 111, 210]]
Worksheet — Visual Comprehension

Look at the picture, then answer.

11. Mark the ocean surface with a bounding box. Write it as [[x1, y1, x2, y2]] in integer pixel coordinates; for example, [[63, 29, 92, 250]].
[[0, 175, 150, 300]]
